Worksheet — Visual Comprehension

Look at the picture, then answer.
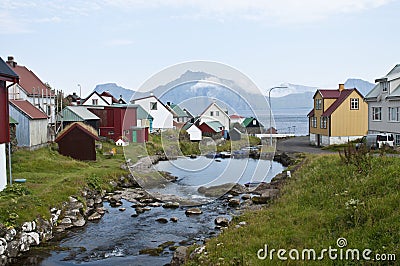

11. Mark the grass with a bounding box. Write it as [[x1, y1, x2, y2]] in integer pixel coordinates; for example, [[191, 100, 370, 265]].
[[188, 154, 400, 265], [0, 142, 148, 227]]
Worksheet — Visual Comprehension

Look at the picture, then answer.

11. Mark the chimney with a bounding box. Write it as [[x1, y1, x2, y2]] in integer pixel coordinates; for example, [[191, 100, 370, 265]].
[[339, 84, 345, 91], [73, 92, 76, 96], [167, 102, 171, 106], [7, 56, 17, 67]]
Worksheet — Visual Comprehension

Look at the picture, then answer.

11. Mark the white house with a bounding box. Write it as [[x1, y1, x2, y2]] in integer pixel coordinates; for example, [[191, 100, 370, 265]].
[[229, 114, 245, 125], [131, 95, 174, 131], [81, 91, 110, 106], [199, 102, 231, 130], [182, 122, 202, 141], [6, 56, 55, 126], [116, 138, 129, 146]]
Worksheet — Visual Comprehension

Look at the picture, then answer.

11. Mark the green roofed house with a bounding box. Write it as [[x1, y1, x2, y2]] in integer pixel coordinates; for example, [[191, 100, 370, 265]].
[[198, 120, 224, 138], [136, 104, 153, 132], [60, 106, 100, 130], [182, 122, 202, 141], [166, 102, 190, 123], [242, 117, 263, 134]]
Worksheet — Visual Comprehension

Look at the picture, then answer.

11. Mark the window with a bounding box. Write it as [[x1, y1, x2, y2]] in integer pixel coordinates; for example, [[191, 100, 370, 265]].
[[320, 117, 327, 129], [350, 98, 359, 110], [216, 111, 220, 116], [92, 99, 98, 105], [252, 119, 257, 126], [372, 107, 382, 121], [315, 99, 322, 110], [46, 105, 51, 116], [311, 117, 317, 128], [150, 102, 157, 110], [395, 134, 400, 146], [108, 131, 114, 135], [388, 107, 400, 122], [210, 111, 214, 116], [382, 81, 389, 92]]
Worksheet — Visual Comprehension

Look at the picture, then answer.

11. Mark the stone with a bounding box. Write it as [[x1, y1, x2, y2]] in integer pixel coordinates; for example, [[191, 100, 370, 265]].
[[185, 208, 202, 215], [119, 208, 126, 212], [35, 217, 53, 241], [96, 207, 106, 215], [149, 202, 162, 207], [156, 218, 168, 224], [228, 183, 247, 196], [170, 217, 178, 222], [239, 221, 247, 226], [0, 224, 7, 238], [0, 238, 7, 255], [170, 246, 188, 266], [228, 198, 240, 207], [131, 213, 138, 217], [163, 202, 180, 209], [251, 195, 269, 204], [86, 198, 95, 208], [6, 240, 19, 258], [88, 212, 102, 221], [21, 221, 36, 232], [73, 214, 86, 227], [60, 218, 72, 225], [22, 232, 40, 246], [69, 196, 78, 203], [94, 196, 103, 205], [139, 247, 163, 256], [215, 216, 230, 227], [241, 194, 251, 200], [5, 228, 16, 242], [135, 207, 145, 214]]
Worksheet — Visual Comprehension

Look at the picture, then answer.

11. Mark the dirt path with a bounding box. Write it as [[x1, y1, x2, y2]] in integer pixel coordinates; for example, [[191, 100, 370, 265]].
[[276, 136, 334, 154]]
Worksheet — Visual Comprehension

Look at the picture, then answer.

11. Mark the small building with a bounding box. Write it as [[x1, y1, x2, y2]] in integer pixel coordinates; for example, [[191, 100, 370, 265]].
[[230, 114, 245, 125], [81, 91, 111, 106], [136, 104, 153, 132], [365, 64, 400, 146], [60, 106, 100, 130], [182, 122, 202, 141], [65, 92, 81, 105], [55, 122, 99, 161], [242, 117, 264, 134], [198, 102, 231, 130], [166, 102, 191, 123], [198, 120, 224, 138], [116, 137, 129, 146], [229, 128, 242, 141], [308, 84, 368, 147], [0, 56, 19, 191], [9, 99, 48, 149]]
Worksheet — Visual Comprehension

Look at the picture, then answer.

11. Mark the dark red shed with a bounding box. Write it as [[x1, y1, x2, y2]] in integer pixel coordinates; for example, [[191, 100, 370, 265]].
[[55, 122, 99, 161], [0, 57, 19, 144]]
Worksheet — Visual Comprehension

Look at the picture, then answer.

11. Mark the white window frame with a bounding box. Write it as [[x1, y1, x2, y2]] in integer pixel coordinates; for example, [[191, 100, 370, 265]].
[[210, 111, 214, 116], [395, 134, 400, 146], [315, 99, 322, 110], [150, 102, 157, 110], [382, 81, 389, 92], [320, 117, 327, 129], [252, 119, 257, 126], [388, 107, 400, 122], [311, 117, 317, 128], [372, 107, 382, 121], [216, 111, 220, 116], [350, 98, 359, 110], [92, 99, 98, 105]]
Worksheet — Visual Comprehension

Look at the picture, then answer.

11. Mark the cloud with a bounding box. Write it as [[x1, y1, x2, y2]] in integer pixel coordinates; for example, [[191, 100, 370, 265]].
[[101, 0, 393, 23]]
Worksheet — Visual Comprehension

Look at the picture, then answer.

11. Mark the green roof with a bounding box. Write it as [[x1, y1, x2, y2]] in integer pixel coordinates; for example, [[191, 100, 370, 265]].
[[242, 117, 255, 127], [9, 116, 18, 124], [204, 121, 223, 132], [62, 106, 100, 122], [182, 122, 193, 131], [170, 103, 187, 117], [136, 105, 153, 120]]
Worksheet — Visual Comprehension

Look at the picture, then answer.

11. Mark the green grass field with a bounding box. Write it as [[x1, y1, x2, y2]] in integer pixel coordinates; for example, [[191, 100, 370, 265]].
[[188, 154, 400, 265]]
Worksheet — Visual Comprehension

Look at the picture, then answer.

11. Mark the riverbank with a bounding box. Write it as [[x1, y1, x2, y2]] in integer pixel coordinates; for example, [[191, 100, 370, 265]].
[[186, 154, 400, 265]]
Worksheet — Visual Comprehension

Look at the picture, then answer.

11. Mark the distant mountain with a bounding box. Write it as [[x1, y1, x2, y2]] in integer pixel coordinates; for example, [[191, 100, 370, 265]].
[[271, 91, 314, 110], [93, 83, 136, 102], [344, 78, 375, 96]]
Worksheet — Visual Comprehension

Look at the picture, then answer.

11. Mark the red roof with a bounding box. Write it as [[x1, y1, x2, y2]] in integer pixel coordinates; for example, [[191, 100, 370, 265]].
[[55, 122, 99, 143], [307, 109, 314, 117], [7, 63, 54, 97], [230, 114, 244, 119], [317, 89, 341, 99], [322, 89, 355, 116], [100, 91, 119, 104], [9, 100, 48, 120]]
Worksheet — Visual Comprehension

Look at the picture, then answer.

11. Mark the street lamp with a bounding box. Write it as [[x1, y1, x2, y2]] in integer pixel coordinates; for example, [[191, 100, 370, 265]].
[[78, 84, 82, 102], [268, 86, 287, 146]]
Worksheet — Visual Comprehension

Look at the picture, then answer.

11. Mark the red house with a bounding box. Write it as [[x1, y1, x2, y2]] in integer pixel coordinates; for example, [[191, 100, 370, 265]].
[[88, 104, 148, 143], [55, 122, 99, 161]]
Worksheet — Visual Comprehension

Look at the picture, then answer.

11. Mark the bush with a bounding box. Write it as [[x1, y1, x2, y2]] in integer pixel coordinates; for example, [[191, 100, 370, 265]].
[[339, 141, 372, 174]]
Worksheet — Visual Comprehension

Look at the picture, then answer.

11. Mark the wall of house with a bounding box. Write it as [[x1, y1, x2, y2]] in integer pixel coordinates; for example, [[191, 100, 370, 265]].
[[9, 105, 30, 147], [134, 97, 173, 130], [82, 94, 109, 106], [29, 119, 48, 147], [368, 100, 400, 135], [187, 125, 202, 141], [331, 91, 368, 137], [389, 77, 400, 94], [200, 104, 230, 130], [323, 98, 336, 112], [58, 127, 96, 161], [309, 133, 316, 145], [0, 144, 6, 191], [309, 94, 329, 136]]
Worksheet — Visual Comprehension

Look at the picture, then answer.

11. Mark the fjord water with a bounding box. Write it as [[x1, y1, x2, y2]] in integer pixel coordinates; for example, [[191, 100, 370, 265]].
[[22, 157, 284, 266]]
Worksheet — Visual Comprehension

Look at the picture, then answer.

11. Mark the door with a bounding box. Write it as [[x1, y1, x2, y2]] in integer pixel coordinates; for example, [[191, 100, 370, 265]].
[[132, 131, 137, 143], [317, 134, 321, 147]]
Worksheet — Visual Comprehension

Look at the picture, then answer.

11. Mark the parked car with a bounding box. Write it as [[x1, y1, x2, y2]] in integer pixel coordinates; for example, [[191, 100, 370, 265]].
[[356, 134, 394, 150]]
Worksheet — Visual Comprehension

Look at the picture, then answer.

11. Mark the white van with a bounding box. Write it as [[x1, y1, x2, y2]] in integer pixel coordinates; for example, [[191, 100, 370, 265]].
[[356, 133, 394, 150]]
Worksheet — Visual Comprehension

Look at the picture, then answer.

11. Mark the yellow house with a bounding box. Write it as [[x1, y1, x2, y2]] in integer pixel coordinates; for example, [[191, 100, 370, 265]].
[[307, 84, 368, 146]]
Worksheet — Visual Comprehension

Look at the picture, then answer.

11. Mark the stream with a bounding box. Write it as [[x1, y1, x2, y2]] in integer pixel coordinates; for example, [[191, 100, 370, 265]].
[[14, 157, 284, 266]]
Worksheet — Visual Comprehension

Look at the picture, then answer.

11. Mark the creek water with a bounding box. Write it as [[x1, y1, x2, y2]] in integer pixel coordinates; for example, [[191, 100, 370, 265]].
[[16, 157, 284, 266]]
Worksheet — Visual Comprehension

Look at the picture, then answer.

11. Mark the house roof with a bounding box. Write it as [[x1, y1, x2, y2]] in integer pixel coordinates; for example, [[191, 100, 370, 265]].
[[182, 122, 193, 131], [230, 114, 244, 119], [366, 64, 400, 100], [100, 91, 119, 104], [365, 84, 380, 99], [9, 100, 48, 120], [321, 89, 359, 117], [202, 120, 224, 133], [67, 93, 81, 101], [316, 89, 341, 99], [132, 95, 175, 115], [7, 59, 54, 96], [62, 106, 100, 121], [168, 103, 187, 117], [307, 109, 314, 117], [242, 117, 256, 127], [9, 116, 18, 124], [136, 104, 153, 120], [55, 122, 99, 143], [0, 57, 19, 83], [81, 91, 109, 105], [183, 108, 194, 118]]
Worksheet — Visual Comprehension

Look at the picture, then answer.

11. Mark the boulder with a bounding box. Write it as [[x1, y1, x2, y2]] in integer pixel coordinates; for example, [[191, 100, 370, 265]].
[[72, 214, 86, 227], [21, 221, 36, 232], [241, 194, 251, 200], [185, 208, 202, 215], [163, 202, 180, 209], [170, 246, 188, 266], [88, 212, 102, 221], [228, 184, 247, 196], [86, 198, 95, 208], [5, 228, 16, 242], [156, 218, 168, 224], [228, 198, 240, 207], [170, 217, 178, 223], [0, 238, 7, 256], [198, 183, 237, 197], [214, 216, 230, 227]]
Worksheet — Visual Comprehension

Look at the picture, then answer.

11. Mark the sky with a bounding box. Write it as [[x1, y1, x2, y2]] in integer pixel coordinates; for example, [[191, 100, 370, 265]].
[[0, 0, 399, 97]]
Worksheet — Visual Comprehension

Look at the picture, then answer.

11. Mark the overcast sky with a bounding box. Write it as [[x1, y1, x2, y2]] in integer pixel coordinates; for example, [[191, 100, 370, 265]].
[[1, 0, 399, 96]]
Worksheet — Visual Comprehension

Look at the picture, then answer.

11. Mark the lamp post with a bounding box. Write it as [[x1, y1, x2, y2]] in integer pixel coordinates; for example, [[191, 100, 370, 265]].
[[78, 84, 81, 103], [268, 86, 287, 146]]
